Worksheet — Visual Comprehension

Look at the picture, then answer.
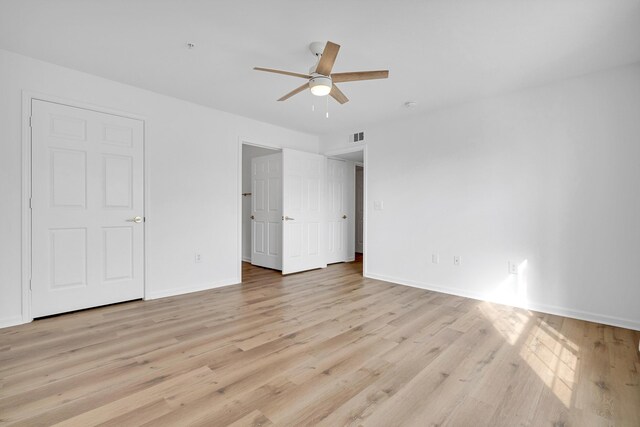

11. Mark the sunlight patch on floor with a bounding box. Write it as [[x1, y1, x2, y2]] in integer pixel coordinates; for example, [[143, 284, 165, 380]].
[[519, 318, 579, 408], [478, 302, 530, 346], [479, 257, 579, 409], [480, 304, 579, 408]]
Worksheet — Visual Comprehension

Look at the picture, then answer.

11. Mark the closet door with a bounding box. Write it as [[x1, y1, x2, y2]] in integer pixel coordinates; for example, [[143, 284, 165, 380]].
[[31, 100, 144, 317]]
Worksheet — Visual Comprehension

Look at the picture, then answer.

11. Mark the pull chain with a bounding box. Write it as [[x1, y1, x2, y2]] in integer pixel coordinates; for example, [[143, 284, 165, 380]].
[[326, 95, 329, 119]]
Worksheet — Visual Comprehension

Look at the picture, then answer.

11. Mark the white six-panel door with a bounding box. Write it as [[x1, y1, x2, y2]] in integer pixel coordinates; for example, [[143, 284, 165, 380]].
[[282, 149, 326, 274], [31, 100, 144, 317], [356, 166, 364, 253], [345, 161, 356, 261], [251, 153, 282, 270], [326, 159, 350, 264]]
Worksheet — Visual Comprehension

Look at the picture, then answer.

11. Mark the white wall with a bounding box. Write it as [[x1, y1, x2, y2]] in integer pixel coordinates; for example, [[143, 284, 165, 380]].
[[0, 49, 318, 327], [242, 144, 279, 261], [321, 63, 640, 331]]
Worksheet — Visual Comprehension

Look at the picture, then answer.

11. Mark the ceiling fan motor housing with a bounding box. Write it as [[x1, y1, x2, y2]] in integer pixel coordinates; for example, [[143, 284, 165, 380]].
[[309, 41, 326, 57], [309, 74, 332, 96]]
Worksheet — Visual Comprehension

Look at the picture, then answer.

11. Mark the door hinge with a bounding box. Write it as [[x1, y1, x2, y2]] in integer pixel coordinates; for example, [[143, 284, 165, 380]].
[[29, 279, 32, 290], [29, 116, 33, 128], [29, 197, 32, 209]]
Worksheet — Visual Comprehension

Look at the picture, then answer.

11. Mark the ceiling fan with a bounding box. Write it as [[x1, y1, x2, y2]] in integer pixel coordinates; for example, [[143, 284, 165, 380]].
[[254, 41, 389, 104]]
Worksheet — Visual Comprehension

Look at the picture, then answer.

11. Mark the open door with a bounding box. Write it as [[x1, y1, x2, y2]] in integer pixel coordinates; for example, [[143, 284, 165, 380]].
[[282, 149, 326, 274], [326, 159, 355, 264], [251, 153, 282, 270], [355, 165, 364, 254]]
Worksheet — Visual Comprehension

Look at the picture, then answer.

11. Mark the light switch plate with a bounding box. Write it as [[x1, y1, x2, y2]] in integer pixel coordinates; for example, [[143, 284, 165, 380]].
[[454, 255, 462, 266], [373, 200, 384, 210]]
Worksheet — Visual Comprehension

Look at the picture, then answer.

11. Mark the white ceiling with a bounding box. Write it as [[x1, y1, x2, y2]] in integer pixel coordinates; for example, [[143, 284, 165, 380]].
[[1, 0, 639, 135]]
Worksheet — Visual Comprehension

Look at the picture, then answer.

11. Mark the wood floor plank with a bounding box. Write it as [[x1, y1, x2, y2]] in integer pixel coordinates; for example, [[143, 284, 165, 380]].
[[1, 256, 638, 426], [225, 410, 273, 427]]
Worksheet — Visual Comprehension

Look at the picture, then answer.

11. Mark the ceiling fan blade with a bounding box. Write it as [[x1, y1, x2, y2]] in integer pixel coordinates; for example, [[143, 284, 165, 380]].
[[330, 84, 349, 104], [277, 83, 309, 101], [254, 67, 311, 79], [315, 41, 340, 76], [331, 70, 389, 83]]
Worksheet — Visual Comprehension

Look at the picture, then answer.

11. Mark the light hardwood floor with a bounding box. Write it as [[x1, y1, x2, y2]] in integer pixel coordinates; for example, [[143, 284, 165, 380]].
[[1, 258, 639, 426]]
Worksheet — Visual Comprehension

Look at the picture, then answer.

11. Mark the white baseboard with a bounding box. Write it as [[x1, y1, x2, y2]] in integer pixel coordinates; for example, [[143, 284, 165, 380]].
[[365, 272, 640, 332], [523, 301, 640, 332], [0, 278, 242, 329], [145, 277, 240, 300], [242, 257, 251, 263], [0, 315, 26, 329]]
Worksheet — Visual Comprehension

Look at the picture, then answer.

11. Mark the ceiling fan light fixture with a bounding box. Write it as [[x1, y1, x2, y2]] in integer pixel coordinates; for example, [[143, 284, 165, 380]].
[[309, 75, 332, 96], [254, 40, 388, 104]]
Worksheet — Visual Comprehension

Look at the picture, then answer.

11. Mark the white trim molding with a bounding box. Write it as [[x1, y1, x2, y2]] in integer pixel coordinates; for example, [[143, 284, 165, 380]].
[[145, 278, 239, 300], [0, 316, 25, 329]]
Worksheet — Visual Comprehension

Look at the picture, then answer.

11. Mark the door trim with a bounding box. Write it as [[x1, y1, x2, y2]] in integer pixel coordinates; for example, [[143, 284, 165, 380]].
[[21, 91, 147, 325], [323, 145, 368, 276], [236, 137, 284, 281]]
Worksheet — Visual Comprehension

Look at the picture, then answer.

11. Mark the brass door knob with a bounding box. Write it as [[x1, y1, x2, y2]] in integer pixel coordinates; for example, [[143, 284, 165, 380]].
[[126, 216, 143, 223], [342, 215, 347, 219]]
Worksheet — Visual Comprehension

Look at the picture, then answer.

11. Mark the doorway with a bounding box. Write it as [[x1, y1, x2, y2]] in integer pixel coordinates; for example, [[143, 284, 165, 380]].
[[241, 143, 281, 266], [241, 143, 327, 275], [326, 147, 365, 272]]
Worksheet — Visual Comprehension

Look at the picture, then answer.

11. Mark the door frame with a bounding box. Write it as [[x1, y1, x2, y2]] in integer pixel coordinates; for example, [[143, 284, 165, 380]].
[[323, 145, 368, 276], [21, 91, 147, 324], [236, 137, 283, 281]]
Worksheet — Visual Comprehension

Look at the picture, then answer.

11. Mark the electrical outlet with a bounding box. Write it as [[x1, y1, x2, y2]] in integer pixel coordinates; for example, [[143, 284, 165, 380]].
[[453, 255, 462, 266], [508, 261, 518, 275], [195, 253, 202, 263], [432, 253, 439, 264]]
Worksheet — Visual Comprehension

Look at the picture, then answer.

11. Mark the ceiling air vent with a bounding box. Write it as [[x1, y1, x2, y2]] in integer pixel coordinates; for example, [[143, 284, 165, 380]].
[[350, 131, 365, 143]]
